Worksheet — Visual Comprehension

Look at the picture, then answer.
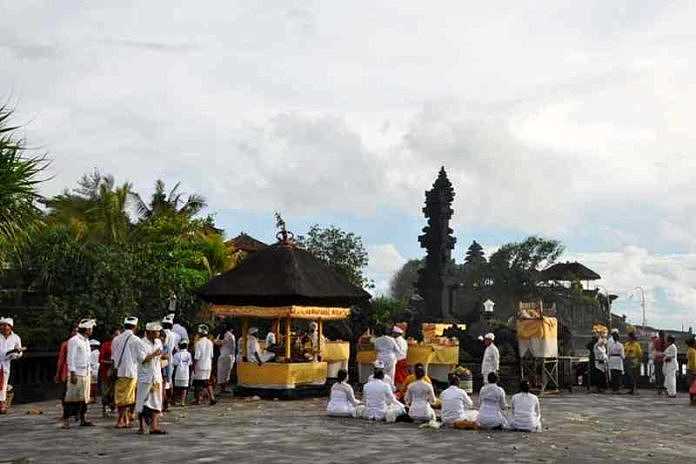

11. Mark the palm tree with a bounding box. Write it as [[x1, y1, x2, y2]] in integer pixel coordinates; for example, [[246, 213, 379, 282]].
[[131, 179, 206, 221], [44, 170, 133, 243], [0, 105, 49, 260]]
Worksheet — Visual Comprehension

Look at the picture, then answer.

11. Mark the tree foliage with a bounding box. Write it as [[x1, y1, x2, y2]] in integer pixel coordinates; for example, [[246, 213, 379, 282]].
[[389, 258, 423, 302]]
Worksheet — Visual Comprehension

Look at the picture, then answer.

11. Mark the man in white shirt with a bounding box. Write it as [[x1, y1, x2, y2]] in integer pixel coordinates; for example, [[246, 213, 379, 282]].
[[111, 316, 140, 428], [135, 322, 167, 434], [63, 318, 96, 429], [663, 335, 679, 398], [593, 337, 609, 393], [360, 370, 405, 421], [440, 373, 477, 427], [160, 314, 179, 411], [607, 332, 625, 392], [481, 333, 500, 384], [246, 327, 275, 364], [215, 324, 236, 394], [193, 324, 216, 405], [0, 317, 23, 415], [373, 327, 400, 390], [170, 313, 189, 345], [392, 326, 409, 387]]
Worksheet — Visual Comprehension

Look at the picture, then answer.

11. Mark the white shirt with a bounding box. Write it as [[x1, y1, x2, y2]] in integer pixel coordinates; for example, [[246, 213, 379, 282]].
[[163, 329, 180, 356], [594, 343, 608, 372], [173, 350, 192, 382], [219, 331, 237, 357], [367, 373, 394, 391], [111, 329, 140, 379], [608, 340, 625, 372], [440, 385, 474, 425], [135, 337, 163, 384], [404, 379, 436, 421], [172, 323, 189, 343], [394, 336, 408, 361], [511, 392, 541, 432], [194, 337, 214, 370], [0, 332, 22, 372], [67, 333, 91, 376], [90, 350, 100, 378], [478, 383, 508, 429], [265, 332, 276, 346], [362, 378, 400, 420], [482, 343, 500, 376], [327, 381, 360, 416], [374, 335, 399, 362], [663, 344, 678, 373]]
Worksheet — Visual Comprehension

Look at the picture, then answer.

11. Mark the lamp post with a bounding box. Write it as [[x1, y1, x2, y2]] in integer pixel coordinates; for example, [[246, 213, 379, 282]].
[[634, 286, 647, 334]]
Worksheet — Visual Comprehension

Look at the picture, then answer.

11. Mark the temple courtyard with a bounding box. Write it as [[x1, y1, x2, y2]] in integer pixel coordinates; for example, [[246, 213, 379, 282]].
[[2, 391, 695, 463]]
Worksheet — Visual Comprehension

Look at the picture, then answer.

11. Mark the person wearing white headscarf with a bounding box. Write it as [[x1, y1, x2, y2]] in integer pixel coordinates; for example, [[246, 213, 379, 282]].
[[215, 323, 236, 394], [510, 380, 542, 432], [481, 333, 500, 384], [367, 360, 395, 391], [477, 372, 509, 430], [246, 327, 275, 364], [63, 318, 96, 429], [135, 322, 167, 435], [0, 317, 23, 415], [193, 324, 216, 406], [327, 368, 361, 417], [373, 327, 400, 389], [160, 314, 179, 411]]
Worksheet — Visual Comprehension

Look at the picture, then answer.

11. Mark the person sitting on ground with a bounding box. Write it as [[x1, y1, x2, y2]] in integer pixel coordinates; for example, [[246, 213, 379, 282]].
[[440, 373, 477, 428], [510, 380, 542, 432], [404, 363, 437, 422], [327, 369, 362, 417], [477, 372, 509, 430], [396, 363, 431, 400], [368, 360, 395, 391], [361, 369, 405, 422]]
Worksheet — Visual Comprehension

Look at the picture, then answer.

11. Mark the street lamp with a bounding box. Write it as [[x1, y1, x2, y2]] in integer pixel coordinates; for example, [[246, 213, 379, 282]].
[[483, 299, 495, 319]]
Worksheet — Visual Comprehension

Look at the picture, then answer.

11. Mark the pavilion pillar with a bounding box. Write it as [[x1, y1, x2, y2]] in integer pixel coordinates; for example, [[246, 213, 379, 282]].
[[285, 317, 292, 360], [318, 319, 323, 361]]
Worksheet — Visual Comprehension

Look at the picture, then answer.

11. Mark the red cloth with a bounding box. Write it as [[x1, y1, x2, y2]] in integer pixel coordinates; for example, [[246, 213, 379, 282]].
[[394, 358, 409, 386], [56, 340, 69, 382], [99, 340, 113, 382]]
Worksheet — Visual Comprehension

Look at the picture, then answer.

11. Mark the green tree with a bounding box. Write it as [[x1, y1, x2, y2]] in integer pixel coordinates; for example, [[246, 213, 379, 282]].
[[389, 258, 423, 302], [297, 224, 372, 289], [131, 179, 206, 221], [0, 105, 48, 261]]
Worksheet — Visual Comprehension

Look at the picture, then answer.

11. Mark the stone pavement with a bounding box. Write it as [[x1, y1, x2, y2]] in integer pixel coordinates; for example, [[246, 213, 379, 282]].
[[2, 390, 695, 463]]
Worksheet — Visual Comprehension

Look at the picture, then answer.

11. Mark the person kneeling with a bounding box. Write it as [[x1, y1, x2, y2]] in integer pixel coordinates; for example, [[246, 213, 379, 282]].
[[361, 370, 405, 422], [477, 372, 509, 430], [510, 380, 542, 432], [440, 373, 478, 428], [404, 364, 437, 422], [327, 369, 362, 417]]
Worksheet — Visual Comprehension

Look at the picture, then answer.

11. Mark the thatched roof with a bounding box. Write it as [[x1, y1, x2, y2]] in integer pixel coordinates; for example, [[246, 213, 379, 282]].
[[225, 233, 268, 253], [199, 242, 371, 307], [540, 261, 601, 281]]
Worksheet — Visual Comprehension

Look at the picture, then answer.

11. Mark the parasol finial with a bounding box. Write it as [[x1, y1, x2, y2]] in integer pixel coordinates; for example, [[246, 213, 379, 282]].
[[274, 212, 295, 246]]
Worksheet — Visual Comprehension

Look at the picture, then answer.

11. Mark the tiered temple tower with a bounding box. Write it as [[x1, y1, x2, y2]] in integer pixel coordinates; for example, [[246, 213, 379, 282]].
[[415, 167, 456, 320]]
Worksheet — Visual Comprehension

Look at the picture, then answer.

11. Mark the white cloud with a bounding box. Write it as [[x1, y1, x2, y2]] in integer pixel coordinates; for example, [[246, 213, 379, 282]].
[[366, 244, 406, 296]]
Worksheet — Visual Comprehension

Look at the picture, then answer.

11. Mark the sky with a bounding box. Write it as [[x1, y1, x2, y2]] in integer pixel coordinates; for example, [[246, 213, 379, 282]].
[[2, 1, 696, 330]]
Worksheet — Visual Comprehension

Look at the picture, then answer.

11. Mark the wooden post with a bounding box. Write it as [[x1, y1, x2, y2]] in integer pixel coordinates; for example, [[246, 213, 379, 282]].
[[242, 318, 248, 360], [285, 317, 292, 360], [318, 319, 323, 360]]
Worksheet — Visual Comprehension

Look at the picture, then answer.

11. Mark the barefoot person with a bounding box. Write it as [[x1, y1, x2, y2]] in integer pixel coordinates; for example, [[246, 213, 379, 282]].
[[193, 324, 216, 405], [63, 318, 96, 429], [663, 335, 679, 398], [112, 316, 140, 428], [135, 322, 167, 435], [0, 317, 23, 414]]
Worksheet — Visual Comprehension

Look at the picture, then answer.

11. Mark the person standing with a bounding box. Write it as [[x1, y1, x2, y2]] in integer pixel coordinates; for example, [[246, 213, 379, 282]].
[[111, 316, 140, 428], [608, 331, 625, 392], [171, 314, 189, 346], [0, 317, 23, 414], [193, 324, 216, 406], [652, 331, 667, 395], [392, 327, 409, 388], [663, 335, 679, 398], [215, 324, 236, 394], [99, 327, 120, 418], [481, 333, 500, 385], [160, 315, 179, 412], [135, 322, 167, 435], [593, 338, 609, 393], [89, 339, 100, 403], [172, 339, 192, 406], [55, 327, 77, 386], [373, 327, 400, 390], [439, 373, 477, 427], [510, 380, 542, 432], [63, 318, 96, 429], [624, 332, 643, 395], [686, 338, 696, 405]]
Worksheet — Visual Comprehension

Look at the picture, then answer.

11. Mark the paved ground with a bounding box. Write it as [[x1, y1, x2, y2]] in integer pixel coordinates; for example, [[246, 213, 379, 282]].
[[2, 390, 695, 463]]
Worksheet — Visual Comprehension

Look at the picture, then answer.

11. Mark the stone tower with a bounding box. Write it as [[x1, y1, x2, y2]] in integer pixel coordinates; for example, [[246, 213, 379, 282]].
[[415, 167, 456, 320]]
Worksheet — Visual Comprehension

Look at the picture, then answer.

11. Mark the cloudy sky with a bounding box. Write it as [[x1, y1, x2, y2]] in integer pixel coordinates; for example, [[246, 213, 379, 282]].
[[3, 1, 696, 329]]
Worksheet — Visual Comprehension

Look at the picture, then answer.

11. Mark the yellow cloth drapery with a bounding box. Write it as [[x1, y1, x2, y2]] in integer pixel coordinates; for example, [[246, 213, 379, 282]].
[[320, 341, 350, 362], [516, 317, 558, 341], [236, 362, 327, 388], [211, 305, 350, 320]]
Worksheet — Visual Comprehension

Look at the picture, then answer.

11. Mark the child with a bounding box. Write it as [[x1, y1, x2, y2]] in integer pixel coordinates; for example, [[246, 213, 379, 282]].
[[89, 339, 100, 404], [172, 340, 192, 406]]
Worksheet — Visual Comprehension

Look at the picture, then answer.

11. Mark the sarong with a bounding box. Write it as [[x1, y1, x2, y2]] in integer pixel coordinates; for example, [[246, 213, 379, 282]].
[[135, 382, 163, 414], [394, 359, 409, 386], [115, 377, 137, 406], [101, 374, 115, 407], [65, 375, 91, 403], [0, 367, 7, 402]]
